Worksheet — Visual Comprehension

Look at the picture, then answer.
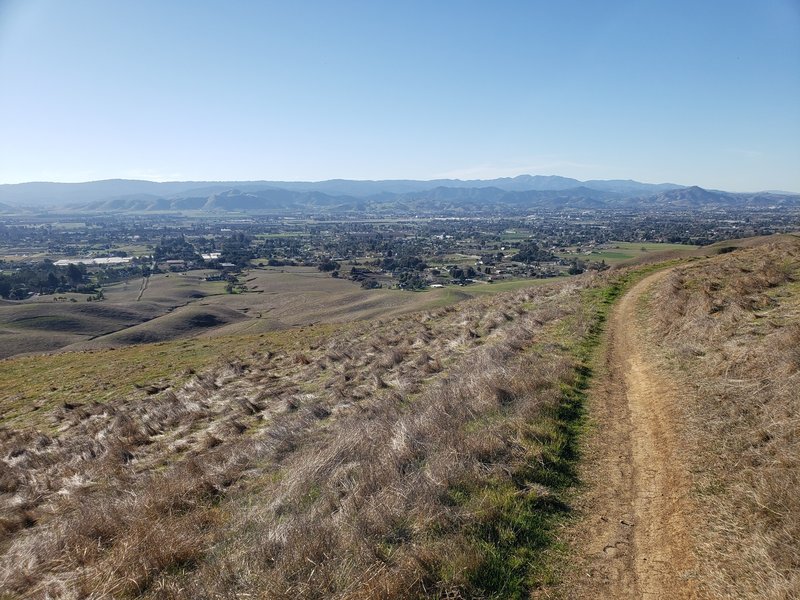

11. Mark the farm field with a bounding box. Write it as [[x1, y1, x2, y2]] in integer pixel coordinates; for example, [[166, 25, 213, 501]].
[[556, 241, 699, 265]]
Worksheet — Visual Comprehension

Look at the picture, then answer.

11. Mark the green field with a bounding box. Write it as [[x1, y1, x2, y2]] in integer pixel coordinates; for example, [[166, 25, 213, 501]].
[[558, 241, 699, 265], [500, 230, 532, 241], [254, 232, 307, 239]]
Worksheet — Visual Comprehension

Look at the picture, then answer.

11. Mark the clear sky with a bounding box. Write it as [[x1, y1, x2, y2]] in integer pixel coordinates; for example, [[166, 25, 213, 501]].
[[0, 0, 798, 191]]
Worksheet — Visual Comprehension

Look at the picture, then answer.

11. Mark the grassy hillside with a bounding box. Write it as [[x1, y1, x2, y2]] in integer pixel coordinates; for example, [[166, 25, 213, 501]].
[[646, 234, 800, 598], [0, 301, 165, 359], [0, 271, 225, 359], [0, 265, 630, 598], [0, 235, 796, 598]]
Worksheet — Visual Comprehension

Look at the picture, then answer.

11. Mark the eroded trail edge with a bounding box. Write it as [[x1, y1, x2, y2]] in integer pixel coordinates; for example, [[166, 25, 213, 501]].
[[568, 269, 702, 599]]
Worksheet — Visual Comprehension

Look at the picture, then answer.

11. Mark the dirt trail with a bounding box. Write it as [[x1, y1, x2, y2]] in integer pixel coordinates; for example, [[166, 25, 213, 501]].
[[136, 274, 149, 301], [567, 270, 703, 599]]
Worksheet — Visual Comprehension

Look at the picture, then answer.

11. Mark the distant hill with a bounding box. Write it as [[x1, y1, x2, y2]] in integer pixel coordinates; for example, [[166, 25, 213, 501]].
[[0, 175, 681, 207], [582, 179, 685, 194], [645, 185, 737, 208], [0, 180, 197, 207], [642, 186, 800, 209], [0, 177, 797, 215]]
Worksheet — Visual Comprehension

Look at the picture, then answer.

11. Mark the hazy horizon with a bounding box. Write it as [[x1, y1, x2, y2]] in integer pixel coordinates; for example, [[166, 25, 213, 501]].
[[1, 1, 798, 191], [2, 175, 799, 195]]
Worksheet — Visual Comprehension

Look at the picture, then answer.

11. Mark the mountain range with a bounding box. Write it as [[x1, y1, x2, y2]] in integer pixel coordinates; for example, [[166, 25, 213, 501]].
[[0, 176, 797, 215]]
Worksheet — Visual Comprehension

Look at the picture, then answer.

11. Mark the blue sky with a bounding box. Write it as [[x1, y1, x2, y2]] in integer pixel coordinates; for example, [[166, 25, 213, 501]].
[[0, 0, 798, 191]]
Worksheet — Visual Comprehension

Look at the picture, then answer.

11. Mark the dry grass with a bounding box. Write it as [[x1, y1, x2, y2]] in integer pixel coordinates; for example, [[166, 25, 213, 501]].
[[0, 271, 223, 359], [648, 235, 800, 599], [0, 271, 606, 598], [0, 266, 551, 360]]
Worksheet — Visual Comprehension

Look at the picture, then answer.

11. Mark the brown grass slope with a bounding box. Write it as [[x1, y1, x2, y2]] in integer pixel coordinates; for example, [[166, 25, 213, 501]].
[[37, 269, 545, 356], [0, 302, 165, 359], [0, 270, 227, 360], [68, 304, 249, 347], [647, 234, 800, 599], [0, 274, 603, 598]]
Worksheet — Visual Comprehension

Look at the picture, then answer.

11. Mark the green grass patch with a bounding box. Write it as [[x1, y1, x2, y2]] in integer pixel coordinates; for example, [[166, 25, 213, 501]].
[[557, 241, 697, 265], [418, 279, 556, 311], [451, 260, 684, 597]]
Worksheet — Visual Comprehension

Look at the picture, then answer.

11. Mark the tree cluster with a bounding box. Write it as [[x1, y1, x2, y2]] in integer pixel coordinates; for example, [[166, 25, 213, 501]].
[[154, 236, 201, 263], [512, 241, 555, 264], [0, 261, 95, 299]]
